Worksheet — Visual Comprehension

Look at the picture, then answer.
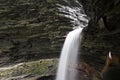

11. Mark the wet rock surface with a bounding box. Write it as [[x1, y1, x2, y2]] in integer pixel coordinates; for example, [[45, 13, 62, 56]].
[[0, 0, 120, 80]]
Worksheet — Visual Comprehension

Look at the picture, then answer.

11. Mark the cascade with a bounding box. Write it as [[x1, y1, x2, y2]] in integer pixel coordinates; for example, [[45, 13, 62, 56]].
[[56, 28, 83, 80], [56, 0, 89, 80]]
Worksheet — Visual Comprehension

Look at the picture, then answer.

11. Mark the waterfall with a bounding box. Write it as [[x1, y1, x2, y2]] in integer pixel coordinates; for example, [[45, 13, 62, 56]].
[[56, 0, 89, 80], [56, 28, 83, 80]]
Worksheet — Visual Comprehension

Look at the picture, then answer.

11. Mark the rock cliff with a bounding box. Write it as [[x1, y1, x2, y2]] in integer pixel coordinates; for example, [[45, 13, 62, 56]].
[[80, 0, 120, 69], [0, 0, 120, 80], [0, 0, 74, 63]]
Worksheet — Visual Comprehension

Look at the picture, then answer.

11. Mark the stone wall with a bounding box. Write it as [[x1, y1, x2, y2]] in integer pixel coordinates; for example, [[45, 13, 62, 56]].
[[0, 0, 74, 63]]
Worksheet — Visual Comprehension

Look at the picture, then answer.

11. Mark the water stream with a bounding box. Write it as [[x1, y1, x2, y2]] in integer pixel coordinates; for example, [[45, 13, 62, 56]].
[[56, 28, 83, 80], [56, 0, 89, 80]]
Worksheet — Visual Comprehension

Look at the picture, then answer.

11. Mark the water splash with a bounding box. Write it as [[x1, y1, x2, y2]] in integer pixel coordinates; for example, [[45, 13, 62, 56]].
[[56, 28, 83, 80]]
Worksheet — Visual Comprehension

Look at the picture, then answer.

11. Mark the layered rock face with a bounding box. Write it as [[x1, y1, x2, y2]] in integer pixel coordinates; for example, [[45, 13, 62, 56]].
[[78, 1, 120, 79], [0, 0, 120, 80], [80, 0, 120, 69], [0, 0, 74, 63], [0, 0, 88, 63], [0, 0, 88, 79]]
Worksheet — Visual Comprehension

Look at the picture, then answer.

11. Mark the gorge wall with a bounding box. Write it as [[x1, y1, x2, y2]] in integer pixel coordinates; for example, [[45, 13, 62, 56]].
[[0, 0, 120, 79], [80, 0, 120, 70], [0, 0, 74, 64]]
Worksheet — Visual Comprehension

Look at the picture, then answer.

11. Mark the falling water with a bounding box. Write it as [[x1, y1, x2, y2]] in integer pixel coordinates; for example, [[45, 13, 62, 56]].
[[56, 28, 83, 80], [56, 0, 89, 80]]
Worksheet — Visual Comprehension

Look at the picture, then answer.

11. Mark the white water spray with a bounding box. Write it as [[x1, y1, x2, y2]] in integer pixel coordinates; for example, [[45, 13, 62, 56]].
[[56, 28, 83, 80]]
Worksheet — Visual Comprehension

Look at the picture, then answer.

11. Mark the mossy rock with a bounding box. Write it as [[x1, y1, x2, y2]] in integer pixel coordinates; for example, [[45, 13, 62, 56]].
[[0, 58, 58, 79]]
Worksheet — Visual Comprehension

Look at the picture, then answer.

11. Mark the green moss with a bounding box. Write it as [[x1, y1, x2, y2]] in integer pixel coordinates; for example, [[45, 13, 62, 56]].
[[0, 59, 58, 78]]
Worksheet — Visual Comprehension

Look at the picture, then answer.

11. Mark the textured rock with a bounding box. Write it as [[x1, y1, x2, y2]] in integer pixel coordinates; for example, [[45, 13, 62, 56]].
[[0, 0, 74, 62], [0, 59, 58, 80], [77, 1, 120, 80], [0, 0, 88, 63], [0, 0, 120, 80], [80, 0, 120, 64]]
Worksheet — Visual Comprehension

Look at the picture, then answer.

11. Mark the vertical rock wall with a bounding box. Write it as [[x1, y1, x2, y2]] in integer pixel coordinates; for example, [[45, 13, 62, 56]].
[[0, 0, 74, 62]]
